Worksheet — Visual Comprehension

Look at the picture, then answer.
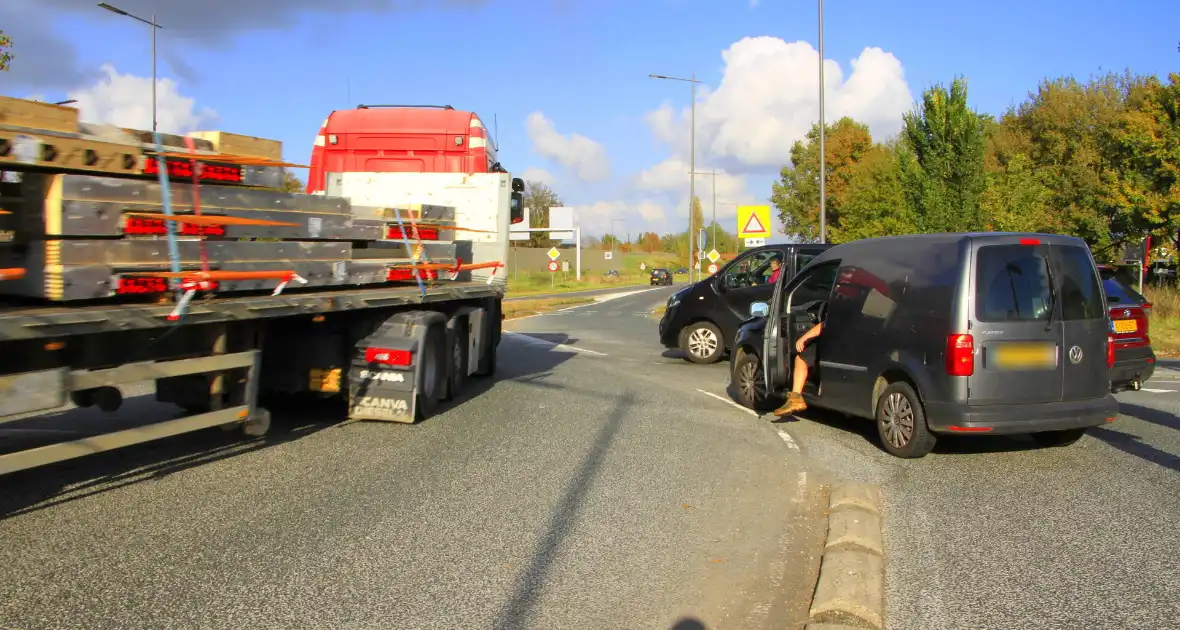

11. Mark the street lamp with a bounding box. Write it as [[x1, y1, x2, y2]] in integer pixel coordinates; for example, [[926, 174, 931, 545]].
[[650, 72, 702, 283], [817, 0, 827, 243], [98, 2, 162, 132], [689, 169, 717, 253]]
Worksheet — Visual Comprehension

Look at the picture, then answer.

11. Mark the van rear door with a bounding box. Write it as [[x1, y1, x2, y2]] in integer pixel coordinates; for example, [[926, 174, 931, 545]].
[[969, 242, 1063, 405], [1050, 243, 1109, 400]]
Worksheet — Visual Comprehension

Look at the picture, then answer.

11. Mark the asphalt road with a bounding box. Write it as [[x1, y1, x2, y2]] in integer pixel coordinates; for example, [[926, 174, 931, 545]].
[[664, 308, 1180, 629], [0, 285, 824, 630]]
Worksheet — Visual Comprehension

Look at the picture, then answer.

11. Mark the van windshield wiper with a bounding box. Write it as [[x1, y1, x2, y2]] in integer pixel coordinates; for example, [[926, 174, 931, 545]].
[[1041, 256, 1059, 331]]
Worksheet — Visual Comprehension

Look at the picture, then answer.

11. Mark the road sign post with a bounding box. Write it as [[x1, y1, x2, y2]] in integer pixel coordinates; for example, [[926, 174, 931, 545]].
[[547, 248, 561, 288]]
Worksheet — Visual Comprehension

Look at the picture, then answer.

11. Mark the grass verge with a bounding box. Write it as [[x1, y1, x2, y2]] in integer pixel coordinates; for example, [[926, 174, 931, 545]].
[[506, 251, 686, 296], [1141, 285, 1180, 356], [502, 297, 595, 320]]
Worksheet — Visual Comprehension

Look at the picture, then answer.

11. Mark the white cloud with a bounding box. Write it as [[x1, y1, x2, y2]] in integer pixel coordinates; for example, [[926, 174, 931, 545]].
[[526, 111, 611, 182], [519, 167, 555, 186], [567, 200, 669, 237], [66, 64, 217, 134], [646, 37, 913, 171]]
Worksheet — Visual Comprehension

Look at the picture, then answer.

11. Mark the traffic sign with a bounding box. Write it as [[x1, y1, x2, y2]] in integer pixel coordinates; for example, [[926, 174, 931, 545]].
[[698, 229, 707, 252], [547, 247, 561, 261], [548, 260, 559, 272], [737, 205, 772, 239], [744, 237, 766, 248], [707, 263, 719, 275], [604, 251, 613, 260], [707, 249, 720, 264]]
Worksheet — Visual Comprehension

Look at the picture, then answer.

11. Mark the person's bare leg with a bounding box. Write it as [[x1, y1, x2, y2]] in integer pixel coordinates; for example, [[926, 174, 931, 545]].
[[792, 355, 808, 393]]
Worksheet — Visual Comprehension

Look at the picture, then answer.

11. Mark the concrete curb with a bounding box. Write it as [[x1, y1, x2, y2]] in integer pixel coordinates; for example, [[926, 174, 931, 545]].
[[807, 482, 885, 630]]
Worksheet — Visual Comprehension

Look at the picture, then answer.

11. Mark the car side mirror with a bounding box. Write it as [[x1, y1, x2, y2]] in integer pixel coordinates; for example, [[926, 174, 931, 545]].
[[749, 302, 769, 318]]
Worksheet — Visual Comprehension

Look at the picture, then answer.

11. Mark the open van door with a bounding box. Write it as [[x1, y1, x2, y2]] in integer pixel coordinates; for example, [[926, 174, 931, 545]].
[[762, 260, 788, 392], [763, 260, 840, 393]]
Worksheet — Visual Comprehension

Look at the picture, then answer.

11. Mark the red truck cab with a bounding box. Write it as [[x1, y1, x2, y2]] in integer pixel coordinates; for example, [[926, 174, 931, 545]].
[[306, 104, 504, 194]]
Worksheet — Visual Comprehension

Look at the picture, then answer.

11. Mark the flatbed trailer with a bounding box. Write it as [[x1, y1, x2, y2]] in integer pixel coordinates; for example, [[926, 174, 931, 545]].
[[0, 280, 504, 476], [0, 97, 522, 476]]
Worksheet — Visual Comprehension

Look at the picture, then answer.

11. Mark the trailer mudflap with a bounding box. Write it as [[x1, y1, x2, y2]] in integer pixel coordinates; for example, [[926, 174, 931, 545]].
[[348, 310, 446, 423]]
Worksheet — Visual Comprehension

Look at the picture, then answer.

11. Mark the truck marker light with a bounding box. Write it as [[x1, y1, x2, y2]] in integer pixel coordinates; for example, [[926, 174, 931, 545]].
[[364, 347, 412, 366]]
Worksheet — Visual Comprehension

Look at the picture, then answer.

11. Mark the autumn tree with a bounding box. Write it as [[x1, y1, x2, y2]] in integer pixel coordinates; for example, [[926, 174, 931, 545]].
[[899, 77, 989, 234], [523, 181, 562, 247], [0, 30, 12, 72], [773, 117, 876, 241], [640, 231, 661, 253], [281, 169, 303, 192]]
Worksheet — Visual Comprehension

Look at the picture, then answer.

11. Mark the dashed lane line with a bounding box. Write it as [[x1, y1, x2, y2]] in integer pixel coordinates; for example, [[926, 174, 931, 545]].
[[695, 388, 759, 417]]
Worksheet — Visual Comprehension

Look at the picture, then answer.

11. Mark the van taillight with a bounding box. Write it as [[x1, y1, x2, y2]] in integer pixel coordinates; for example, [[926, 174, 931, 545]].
[[946, 334, 974, 376], [1107, 336, 1116, 369]]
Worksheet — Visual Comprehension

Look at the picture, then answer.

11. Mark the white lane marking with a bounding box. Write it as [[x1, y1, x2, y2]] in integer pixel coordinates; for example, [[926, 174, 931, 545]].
[[695, 388, 759, 417], [777, 429, 800, 450], [590, 287, 663, 303], [556, 304, 592, 312], [502, 331, 608, 356], [793, 471, 808, 503], [1139, 388, 1177, 393]]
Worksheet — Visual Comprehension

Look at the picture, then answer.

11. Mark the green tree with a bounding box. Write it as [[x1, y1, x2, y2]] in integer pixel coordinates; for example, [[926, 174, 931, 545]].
[[523, 181, 562, 247], [280, 169, 303, 192], [829, 145, 918, 243], [772, 117, 876, 240], [979, 153, 1060, 234], [0, 30, 12, 72], [899, 77, 990, 234]]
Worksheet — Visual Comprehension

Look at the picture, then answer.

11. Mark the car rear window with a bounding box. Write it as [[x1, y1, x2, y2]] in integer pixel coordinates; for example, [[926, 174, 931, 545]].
[[1099, 270, 1146, 305], [975, 244, 1103, 322]]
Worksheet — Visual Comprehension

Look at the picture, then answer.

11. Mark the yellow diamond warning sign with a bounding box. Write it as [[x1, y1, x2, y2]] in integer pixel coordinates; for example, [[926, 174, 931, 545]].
[[737, 205, 772, 239], [547, 247, 561, 261]]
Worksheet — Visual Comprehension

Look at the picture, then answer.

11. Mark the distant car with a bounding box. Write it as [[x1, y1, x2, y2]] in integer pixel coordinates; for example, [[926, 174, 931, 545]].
[[650, 268, 673, 286], [603, 269, 620, 278], [1098, 265, 1155, 392], [674, 267, 689, 275]]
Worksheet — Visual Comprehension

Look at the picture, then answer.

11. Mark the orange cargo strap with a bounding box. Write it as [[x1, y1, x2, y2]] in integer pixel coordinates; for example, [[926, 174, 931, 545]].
[[0, 268, 26, 281], [122, 269, 307, 320], [124, 212, 300, 227]]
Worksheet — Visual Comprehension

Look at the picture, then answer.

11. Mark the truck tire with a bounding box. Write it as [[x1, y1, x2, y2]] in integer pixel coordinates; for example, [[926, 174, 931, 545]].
[[474, 300, 500, 378], [415, 325, 446, 421], [443, 317, 468, 401]]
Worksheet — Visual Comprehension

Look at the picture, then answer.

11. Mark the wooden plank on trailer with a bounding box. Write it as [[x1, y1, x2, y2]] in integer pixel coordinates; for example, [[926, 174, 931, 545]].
[[0, 97, 79, 134], [187, 131, 283, 161]]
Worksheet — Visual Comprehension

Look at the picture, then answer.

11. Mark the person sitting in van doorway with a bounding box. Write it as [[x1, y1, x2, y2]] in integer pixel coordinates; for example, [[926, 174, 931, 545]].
[[774, 304, 824, 417]]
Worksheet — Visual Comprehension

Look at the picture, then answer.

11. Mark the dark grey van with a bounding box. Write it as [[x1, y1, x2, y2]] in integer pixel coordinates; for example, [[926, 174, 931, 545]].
[[729, 233, 1119, 458], [658, 243, 831, 363]]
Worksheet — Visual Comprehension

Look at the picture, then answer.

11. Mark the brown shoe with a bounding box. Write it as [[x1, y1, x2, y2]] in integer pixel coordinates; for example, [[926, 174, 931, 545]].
[[773, 392, 807, 417]]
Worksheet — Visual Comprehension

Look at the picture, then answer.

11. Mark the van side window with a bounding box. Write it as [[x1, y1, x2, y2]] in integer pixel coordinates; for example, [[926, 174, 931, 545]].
[[1052, 245, 1104, 320], [976, 245, 1054, 322], [790, 262, 839, 308], [723, 250, 783, 290]]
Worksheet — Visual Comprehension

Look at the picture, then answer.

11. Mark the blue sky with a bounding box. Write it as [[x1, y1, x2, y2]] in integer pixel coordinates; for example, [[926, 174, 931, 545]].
[[4, 0, 1177, 237]]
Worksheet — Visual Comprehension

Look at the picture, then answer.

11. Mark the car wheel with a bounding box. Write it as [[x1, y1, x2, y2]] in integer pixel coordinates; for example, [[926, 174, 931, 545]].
[[680, 321, 724, 364], [732, 349, 772, 411], [1031, 428, 1086, 448], [875, 381, 936, 458]]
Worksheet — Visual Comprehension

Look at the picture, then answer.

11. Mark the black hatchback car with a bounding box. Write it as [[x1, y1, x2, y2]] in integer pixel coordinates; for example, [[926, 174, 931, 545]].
[[650, 268, 673, 286], [658, 243, 830, 363], [729, 232, 1118, 458]]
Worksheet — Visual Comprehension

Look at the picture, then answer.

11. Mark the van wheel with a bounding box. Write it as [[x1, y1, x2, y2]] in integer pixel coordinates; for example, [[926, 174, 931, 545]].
[[1032, 428, 1086, 448], [680, 321, 724, 364], [732, 350, 773, 411], [875, 382, 936, 458]]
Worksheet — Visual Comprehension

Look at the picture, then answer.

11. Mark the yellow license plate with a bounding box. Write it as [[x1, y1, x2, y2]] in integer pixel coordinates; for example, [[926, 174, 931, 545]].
[[993, 343, 1057, 370], [1113, 319, 1137, 334]]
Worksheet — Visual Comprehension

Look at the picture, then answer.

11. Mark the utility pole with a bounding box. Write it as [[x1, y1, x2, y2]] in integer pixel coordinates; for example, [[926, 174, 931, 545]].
[[817, 0, 827, 243], [98, 3, 161, 132], [650, 72, 702, 282]]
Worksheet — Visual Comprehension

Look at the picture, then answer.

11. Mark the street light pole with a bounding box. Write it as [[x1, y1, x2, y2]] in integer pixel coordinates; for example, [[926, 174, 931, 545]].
[[650, 72, 702, 283], [98, 3, 161, 132], [817, 0, 827, 243], [689, 169, 717, 252]]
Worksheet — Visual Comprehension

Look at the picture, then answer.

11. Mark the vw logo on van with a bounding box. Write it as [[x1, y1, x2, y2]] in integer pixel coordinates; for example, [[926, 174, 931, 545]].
[[1068, 345, 1084, 364]]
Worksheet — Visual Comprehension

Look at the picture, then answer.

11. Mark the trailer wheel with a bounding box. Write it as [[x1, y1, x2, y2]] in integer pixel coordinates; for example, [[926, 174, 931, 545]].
[[242, 408, 271, 437], [415, 326, 446, 421], [474, 303, 500, 378], [444, 319, 468, 401]]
